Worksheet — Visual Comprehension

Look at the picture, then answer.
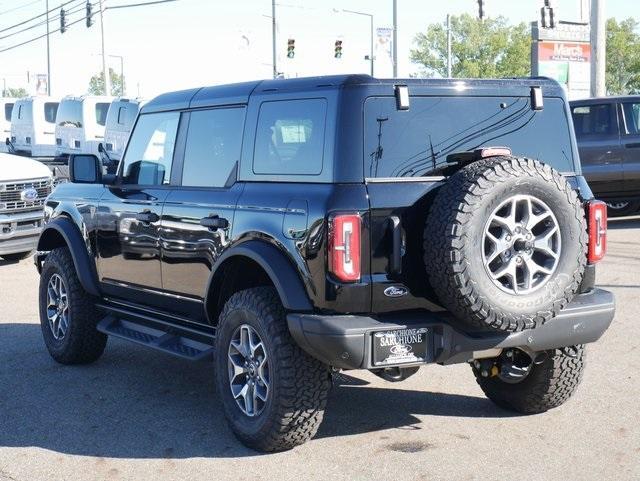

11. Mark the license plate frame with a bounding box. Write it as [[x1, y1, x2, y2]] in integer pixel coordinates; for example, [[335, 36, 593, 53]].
[[372, 327, 430, 366]]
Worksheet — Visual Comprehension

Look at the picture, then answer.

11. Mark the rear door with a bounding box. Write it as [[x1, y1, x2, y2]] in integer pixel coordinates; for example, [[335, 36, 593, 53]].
[[160, 106, 246, 318], [96, 110, 180, 302], [619, 100, 640, 196], [571, 102, 623, 198], [365, 95, 578, 313]]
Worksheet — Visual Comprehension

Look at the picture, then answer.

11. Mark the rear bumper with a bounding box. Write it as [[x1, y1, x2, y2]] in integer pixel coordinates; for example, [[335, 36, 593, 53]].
[[287, 288, 615, 370]]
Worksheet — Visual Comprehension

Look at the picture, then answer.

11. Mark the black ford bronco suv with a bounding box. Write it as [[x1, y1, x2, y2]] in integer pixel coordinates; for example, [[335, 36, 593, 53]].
[[35, 75, 615, 452]]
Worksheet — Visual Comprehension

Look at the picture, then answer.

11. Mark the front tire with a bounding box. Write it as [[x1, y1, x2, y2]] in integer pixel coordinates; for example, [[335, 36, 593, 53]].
[[38, 247, 107, 364], [215, 287, 331, 452], [473, 345, 586, 414]]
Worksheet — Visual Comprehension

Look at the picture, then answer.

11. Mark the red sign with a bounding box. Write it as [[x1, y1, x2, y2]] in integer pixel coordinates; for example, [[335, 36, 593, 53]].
[[538, 41, 591, 62]]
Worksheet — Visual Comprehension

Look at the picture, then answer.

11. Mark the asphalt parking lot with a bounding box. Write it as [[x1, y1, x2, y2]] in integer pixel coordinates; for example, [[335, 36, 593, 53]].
[[0, 218, 639, 481]]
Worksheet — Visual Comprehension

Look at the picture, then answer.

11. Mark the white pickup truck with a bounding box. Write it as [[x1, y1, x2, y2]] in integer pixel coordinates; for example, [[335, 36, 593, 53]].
[[0, 153, 52, 260]]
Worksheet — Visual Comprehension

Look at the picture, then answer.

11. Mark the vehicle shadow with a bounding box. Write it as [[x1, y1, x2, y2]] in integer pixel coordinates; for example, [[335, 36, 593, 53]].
[[0, 323, 515, 460], [607, 216, 640, 230]]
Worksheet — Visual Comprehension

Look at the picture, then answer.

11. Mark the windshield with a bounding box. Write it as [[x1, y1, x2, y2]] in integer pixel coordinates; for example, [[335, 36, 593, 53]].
[[95, 102, 110, 126], [57, 100, 83, 128], [364, 96, 576, 178], [44, 102, 59, 123]]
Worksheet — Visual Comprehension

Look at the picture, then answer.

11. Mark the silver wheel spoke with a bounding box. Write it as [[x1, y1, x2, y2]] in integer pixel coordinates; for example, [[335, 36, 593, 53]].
[[46, 274, 69, 341], [483, 194, 561, 295]]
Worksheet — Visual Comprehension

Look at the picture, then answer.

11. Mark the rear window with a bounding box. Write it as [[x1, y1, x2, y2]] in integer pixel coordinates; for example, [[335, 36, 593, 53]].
[[365, 96, 576, 178], [95, 102, 110, 126], [571, 104, 615, 137], [4, 103, 13, 122], [253, 98, 327, 175], [57, 100, 83, 127], [44, 102, 58, 123]]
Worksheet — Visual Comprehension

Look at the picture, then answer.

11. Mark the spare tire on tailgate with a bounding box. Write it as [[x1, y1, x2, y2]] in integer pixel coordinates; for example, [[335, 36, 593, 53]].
[[424, 156, 587, 332]]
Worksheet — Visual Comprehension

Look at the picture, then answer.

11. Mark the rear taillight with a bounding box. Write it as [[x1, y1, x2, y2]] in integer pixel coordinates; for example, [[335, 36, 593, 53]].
[[588, 200, 607, 263], [329, 214, 361, 282]]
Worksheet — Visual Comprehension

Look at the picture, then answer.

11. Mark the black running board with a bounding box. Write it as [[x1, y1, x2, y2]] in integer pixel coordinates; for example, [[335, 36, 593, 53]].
[[96, 306, 215, 361]]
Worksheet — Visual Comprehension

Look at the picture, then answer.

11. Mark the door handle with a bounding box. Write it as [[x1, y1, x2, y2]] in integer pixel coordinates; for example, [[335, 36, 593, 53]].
[[135, 211, 159, 224], [625, 142, 640, 149], [200, 215, 229, 230]]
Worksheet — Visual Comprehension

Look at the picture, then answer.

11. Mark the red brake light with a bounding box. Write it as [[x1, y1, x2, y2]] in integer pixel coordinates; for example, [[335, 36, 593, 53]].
[[329, 214, 361, 282], [588, 200, 607, 263]]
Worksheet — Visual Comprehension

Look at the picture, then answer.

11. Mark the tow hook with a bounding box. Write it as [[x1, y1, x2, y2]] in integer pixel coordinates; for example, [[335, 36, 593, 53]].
[[473, 359, 499, 378]]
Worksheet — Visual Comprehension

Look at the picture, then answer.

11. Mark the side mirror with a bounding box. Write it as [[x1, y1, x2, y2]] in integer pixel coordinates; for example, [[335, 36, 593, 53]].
[[69, 154, 102, 184]]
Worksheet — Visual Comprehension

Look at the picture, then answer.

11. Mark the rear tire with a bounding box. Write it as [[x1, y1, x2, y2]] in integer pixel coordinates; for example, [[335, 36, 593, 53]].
[[473, 346, 586, 414], [38, 247, 107, 364], [424, 157, 587, 332], [215, 287, 331, 452]]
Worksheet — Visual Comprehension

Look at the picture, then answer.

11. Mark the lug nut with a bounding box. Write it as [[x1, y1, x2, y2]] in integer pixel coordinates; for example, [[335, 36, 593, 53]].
[[481, 370, 489, 377], [516, 256, 522, 264], [506, 235, 512, 242], [506, 350, 513, 358], [526, 233, 532, 240]]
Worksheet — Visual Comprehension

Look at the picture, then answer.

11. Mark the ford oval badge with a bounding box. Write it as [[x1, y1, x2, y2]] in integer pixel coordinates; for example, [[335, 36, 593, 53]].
[[384, 286, 408, 298], [20, 187, 38, 202]]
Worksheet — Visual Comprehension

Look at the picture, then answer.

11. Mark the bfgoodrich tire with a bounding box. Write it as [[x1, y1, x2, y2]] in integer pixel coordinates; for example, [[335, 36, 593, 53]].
[[215, 287, 331, 452], [38, 247, 107, 364], [473, 346, 586, 414], [424, 157, 587, 332]]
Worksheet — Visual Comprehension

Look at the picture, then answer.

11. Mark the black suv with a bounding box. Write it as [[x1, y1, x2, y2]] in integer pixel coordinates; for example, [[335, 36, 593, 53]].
[[571, 96, 640, 216], [36, 75, 615, 452]]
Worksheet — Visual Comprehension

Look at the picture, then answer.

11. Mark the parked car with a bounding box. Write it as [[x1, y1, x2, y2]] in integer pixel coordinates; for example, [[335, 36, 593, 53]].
[[571, 96, 640, 216], [0, 152, 52, 260], [55, 96, 113, 159], [35, 75, 614, 452], [9, 97, 59, 157], [0, 98, 14, 153], [103, 97, 143, 163]]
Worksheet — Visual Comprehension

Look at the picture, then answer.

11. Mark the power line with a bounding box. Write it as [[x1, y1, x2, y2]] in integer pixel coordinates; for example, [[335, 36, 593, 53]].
[[0, 0, 42, 16], [0, 0, 78, 34], [0, 1, 85, 41], [105, 0, 178, 9], [0, 1, 99, 53]]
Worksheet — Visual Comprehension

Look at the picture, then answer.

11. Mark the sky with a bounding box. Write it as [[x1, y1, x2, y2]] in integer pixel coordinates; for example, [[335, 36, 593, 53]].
[[0, 0, 639, 99]]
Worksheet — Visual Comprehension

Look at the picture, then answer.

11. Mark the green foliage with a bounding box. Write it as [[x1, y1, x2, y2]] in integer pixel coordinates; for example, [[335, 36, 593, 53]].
[[410, 14, 531, 79], [88, 68, 124, 96], [606, 18, 640, 95], [3, 87, 28, 98]]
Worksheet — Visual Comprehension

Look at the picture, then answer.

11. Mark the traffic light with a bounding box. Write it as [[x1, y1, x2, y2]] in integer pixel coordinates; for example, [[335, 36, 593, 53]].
[[540, 1, 556, 28], [60, 8, 66, 33], [477, 0, 484, 20], [86, 1, 94, 27], [334, 40, 343, 59], [287, 38, 295, 59]]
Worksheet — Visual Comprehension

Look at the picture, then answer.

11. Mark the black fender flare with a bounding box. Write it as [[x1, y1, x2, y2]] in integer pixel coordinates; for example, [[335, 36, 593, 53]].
[[206, 240, 313, 313], [37, 217, 101, 297]]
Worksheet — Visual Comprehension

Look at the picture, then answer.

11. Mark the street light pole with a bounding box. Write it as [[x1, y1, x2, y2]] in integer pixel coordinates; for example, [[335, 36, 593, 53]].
[[392, 0, 398, 77], [446, 14, 452, 78], [46, 0, 51, 95], [98, 0, 111, 96], [341, 9, 374, 76], [272, 0, 277, 79]]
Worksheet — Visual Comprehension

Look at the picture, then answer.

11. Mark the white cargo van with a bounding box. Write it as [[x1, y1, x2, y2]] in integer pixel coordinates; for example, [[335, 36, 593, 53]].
[[9, 97, 59, 156], [103, 98, 143, 162], [0, 98, 15, 153], [55, 96, 113, 158]]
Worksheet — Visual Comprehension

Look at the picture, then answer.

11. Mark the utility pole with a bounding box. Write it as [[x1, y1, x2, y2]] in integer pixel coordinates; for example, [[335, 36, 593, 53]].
[[590, 0, 606, 96], [46, 0, 51, 95], [341, 9, 374, 76], [98, 0, 110, 96], [392, 0, 398, 77], [446, 14, 452, 78], [272, 0, 277, 79]]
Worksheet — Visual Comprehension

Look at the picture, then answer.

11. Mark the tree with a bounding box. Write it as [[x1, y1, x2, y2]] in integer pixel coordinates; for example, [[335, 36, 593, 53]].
[[410, 14, 531, 79], [3, 87, 28, 98], [606, 18, 640, 95], [88, 68, 124, 96]]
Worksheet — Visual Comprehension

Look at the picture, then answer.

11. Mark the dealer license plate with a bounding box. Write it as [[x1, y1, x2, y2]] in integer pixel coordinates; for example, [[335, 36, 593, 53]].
[[372, 328, 429, 366]]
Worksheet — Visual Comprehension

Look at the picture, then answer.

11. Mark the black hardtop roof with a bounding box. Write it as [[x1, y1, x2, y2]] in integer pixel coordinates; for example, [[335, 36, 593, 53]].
[[570, 95, 640, 105], [141, 74, 566, 114]]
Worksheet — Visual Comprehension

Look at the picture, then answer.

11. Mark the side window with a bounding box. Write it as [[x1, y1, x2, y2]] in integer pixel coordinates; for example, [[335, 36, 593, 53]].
[[253, 98, 327, 175], [181, 107, 245, 188], [622, 102, 640, 135], [571, 104, 614, 137], [121, 112, 180, 186], [117, 107, 127, 125], [4, 104, 13, 122]]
